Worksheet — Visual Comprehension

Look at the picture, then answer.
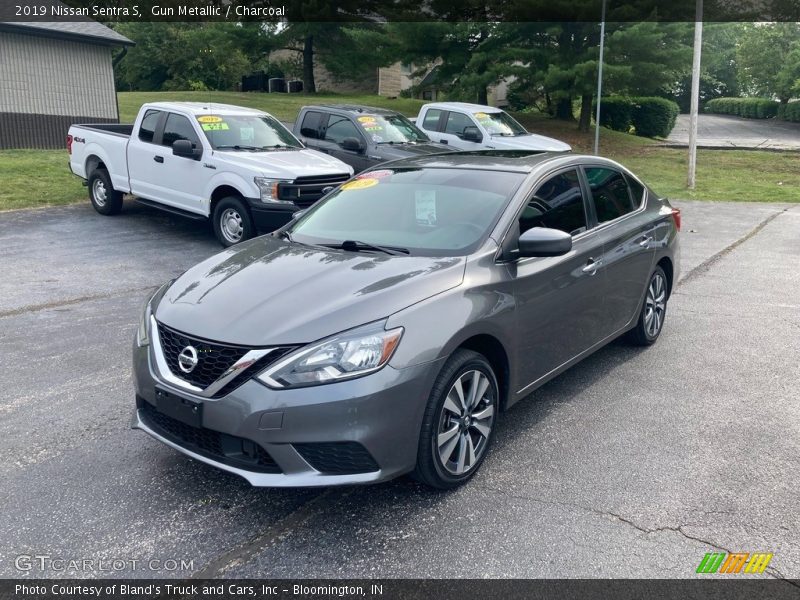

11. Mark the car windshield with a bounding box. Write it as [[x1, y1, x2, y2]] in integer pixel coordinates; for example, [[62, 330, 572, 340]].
[[474, 111, 528, 136], [198, 114, 303, 150], [354, 114, 431, 144], [287, 168, 526, 257]]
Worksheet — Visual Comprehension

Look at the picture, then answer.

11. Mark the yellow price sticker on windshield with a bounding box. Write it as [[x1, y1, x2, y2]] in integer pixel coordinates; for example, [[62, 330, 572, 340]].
[[197, 115, 223, 123], [474, 112, 488, 119], [357, 116, 377, 123], [341, 178, 379, 191]]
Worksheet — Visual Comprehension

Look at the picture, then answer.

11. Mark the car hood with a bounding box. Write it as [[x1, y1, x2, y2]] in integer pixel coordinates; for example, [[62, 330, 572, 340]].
[[213, 148, 352, 178], [155, 237, 465, 346], [374, 142, 453, 161], [488, 134, 572, 152]]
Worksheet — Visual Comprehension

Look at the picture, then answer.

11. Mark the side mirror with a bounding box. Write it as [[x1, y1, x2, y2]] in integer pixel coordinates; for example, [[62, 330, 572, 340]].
[[173, 139, 201, 160], [517, 227, 572, 258], [462, 126, 483, 143], [341, 137, 364, 152]]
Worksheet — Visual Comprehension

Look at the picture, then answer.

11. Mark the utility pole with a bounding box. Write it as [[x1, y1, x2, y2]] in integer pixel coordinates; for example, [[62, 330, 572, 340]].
[[687, 0, 703, 189], [593, 0, 607, 155]]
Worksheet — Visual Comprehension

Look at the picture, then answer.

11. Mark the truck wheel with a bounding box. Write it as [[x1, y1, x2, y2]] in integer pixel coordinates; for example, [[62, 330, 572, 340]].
[[212, 197, 255, 247], [88, 169, 123, 215]]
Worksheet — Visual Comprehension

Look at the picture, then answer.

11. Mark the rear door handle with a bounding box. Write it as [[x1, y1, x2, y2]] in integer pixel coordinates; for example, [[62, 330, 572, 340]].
[[638, 235, 653, 247], [154, 156, 164, 163], [582, 259, 602, 275]]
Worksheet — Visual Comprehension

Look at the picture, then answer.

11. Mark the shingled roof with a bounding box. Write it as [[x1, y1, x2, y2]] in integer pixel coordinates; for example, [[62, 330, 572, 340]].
[[0, 20, 134, 46]]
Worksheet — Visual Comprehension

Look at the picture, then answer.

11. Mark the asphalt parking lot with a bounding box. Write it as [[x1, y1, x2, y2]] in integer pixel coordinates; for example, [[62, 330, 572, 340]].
[[1, 198, 798, 579]]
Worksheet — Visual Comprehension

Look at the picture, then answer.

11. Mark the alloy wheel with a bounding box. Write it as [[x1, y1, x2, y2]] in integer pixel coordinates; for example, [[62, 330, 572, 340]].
[[436, 369, 495, 475], [644, 272, 667, 338]]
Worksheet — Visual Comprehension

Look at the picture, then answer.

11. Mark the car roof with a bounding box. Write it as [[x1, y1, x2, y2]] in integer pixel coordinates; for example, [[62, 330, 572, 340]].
[[423, 102, 506, 113], [305, 104, 401, 116], [379, 151, 629, 175], [143, 102, 267, 116]]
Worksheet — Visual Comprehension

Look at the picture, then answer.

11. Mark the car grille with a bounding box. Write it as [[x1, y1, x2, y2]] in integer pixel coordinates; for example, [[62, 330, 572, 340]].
[[139, 400, 281, 474], [278, 173, 350, 208], [293, 442, 379, 475], [155, 322, 293, 397]]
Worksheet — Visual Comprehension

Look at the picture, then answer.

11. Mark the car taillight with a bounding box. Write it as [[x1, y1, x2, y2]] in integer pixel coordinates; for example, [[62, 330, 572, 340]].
[[66, 135, 73, 155], [671, 207, 681, 231]]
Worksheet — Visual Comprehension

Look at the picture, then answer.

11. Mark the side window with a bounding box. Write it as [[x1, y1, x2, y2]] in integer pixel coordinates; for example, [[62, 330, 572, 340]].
[[585, 167, 636, 223], [624, 173, 646, 208], [422, 108, 443, 131], [300, 111, 325, 139], [324, 116, 361, 145], [162, 113, 200, 148], [444, 112, 476, 137], [138, 110, 161, 144], [520, 169, 587, 236]]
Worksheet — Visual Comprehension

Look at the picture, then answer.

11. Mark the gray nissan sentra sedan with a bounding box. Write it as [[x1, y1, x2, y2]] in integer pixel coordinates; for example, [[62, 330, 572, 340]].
[[132, 151, 680, 489]]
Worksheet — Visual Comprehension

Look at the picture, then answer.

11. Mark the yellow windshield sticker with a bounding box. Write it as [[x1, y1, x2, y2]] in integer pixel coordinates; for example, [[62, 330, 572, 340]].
[[201, 122, 229, 131], [357, 116, 377, 123], [197, 115, 223, 123], [341, 178, 379, 191]]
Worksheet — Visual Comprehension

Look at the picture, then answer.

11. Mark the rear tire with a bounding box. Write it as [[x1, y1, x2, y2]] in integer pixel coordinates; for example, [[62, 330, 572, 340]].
[[413, 349, 498, 489], [212, 196, 255, 247], [88, 169, 122, 215], [625, 265, 669, 346]]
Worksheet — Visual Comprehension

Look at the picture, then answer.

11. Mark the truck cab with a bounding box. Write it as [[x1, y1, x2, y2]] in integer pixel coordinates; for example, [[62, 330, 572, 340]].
[[293, 105, 452, 173], [415, 102, 572, 152], [68, 102, 353, 246]]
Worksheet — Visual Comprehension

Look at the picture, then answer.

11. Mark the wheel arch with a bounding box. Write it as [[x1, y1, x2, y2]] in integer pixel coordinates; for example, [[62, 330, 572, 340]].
[[656, 256, 674, 299], [453, 333, 511, 412]]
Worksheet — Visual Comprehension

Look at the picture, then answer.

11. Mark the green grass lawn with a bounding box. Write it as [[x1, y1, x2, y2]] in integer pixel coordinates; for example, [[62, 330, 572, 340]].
[[1, 91, 797, 212]]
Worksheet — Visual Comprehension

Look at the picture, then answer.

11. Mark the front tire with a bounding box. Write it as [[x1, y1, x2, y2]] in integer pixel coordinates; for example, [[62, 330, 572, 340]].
[[88, 169, 123, 215], [212, 197, 255, 247], [626, 265, 669, 346], [413, 349, 499, 489]]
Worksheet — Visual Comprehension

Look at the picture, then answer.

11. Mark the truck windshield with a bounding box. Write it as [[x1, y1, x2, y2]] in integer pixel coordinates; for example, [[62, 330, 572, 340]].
[[198, 114, 303, 151], [287, 168, 525, 257], [473, 111, 528, 137], [355, 114, 431, 144]]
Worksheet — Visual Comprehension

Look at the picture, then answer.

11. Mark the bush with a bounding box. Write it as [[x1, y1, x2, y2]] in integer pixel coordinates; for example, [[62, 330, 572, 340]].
[[777, 102, 800, 122], [595, 97, 634, 132], [705, 97, 779, 119], [630, 97, 680, 138]]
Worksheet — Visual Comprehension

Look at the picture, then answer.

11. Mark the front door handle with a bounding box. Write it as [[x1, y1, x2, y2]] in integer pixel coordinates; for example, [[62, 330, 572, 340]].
[[154, 156, 164, 163], [582, 259, 602, 275], [439, 139, 448, 144], [638, 235, 653, 247]]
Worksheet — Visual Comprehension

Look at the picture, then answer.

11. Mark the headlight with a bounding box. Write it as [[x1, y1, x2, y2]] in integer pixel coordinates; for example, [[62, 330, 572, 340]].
[[136, 281, 171, 347], [257, 322, 403, 388], [254, 177, 293, 204]]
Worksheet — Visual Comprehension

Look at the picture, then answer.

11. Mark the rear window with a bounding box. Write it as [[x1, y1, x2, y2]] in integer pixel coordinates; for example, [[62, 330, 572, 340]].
[[585, 167, 637, 223], [300, 111, 326, 139], [422, 109, 443, 131], [138, 110, 161, 144]]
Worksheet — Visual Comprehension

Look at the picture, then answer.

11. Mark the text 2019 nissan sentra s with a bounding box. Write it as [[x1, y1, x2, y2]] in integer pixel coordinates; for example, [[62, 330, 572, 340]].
[[132, 151, 680, 489]]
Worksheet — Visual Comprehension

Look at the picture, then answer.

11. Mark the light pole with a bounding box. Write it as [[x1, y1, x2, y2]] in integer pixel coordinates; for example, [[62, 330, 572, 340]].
[[593, 0, 607, 155], [687, 0, 703, 189]]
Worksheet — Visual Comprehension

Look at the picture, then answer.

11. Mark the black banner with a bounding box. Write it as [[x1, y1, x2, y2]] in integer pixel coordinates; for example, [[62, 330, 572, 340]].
[[1, 0, 799, 22], [2, 580, 800, 600]]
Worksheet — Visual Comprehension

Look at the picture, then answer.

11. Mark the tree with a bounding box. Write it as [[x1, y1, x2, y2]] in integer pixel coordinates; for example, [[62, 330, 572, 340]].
[[737, 22, 800, 103]]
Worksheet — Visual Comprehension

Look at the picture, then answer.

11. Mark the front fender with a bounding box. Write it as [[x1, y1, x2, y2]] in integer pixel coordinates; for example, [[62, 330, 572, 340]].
[[204, 172, 256, 212]]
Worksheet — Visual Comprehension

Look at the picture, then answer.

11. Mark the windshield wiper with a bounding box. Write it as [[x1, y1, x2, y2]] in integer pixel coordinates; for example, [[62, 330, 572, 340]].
[[322, 240, 410, 256], [214, 145, 262, 151], [260, 144, 299, 151]]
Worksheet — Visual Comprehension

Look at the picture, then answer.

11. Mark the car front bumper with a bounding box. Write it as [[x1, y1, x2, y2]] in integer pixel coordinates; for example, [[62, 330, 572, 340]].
[[131, 338, 443, 487]]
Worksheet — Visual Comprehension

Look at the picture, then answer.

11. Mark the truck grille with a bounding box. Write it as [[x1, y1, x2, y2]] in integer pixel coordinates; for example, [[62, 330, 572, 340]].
[[155, 322, 293, 397], [278, 173, 350, 208], [140, 400, 281, 474]]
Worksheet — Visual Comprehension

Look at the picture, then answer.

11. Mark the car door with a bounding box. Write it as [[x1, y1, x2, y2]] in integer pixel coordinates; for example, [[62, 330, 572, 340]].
[[296, 110, 326, 152], [153, 112, 208, 213], [127, 108, 166, 201], [582, 166, 656, 336], [419, 108, 445, 141], [509, 168, 608, 387], [315, 114, 373, 172], [437, 110, 485, 150]]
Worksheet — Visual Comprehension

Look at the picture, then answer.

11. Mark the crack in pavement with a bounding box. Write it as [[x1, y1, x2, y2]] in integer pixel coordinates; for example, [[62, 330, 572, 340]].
[[677, 207, 793, 287], [0, 285, 158, 318], [477, 484, 797, 584]]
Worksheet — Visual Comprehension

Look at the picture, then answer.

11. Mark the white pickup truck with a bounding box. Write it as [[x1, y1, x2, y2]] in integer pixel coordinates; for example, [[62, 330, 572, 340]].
[[414, 102, 571, 153], [68, 102, 353, 246]]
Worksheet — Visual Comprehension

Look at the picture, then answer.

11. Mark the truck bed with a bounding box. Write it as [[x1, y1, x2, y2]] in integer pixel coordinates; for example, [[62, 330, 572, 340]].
[[73, 123, 134, 138]]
